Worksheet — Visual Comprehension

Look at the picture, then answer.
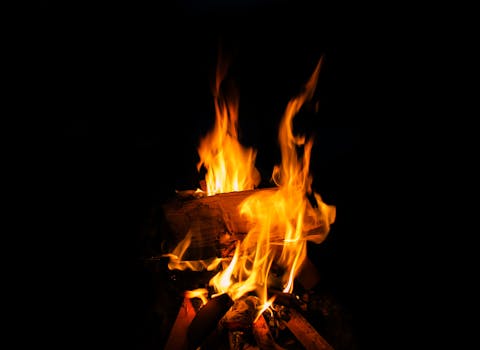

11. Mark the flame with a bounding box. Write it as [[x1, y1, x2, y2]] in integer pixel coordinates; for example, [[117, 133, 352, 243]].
[[209, 242, 240, 297], [272, 56, 330, 294], [253, 296, 276, 323], [196, 56, 260, 195], [165, 57, 335, 321], [184, 288, 209, 306], [232, 57, 335, 310], [163, 231, 224, 272]]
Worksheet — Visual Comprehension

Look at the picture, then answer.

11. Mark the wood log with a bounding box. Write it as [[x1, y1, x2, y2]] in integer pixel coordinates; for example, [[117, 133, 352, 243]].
[[253, 315, 286, 350], [284, 308, 334, 350], [187, 293, 234, 350], [161, 187, 334, 260], [164, 297, 197, 350]]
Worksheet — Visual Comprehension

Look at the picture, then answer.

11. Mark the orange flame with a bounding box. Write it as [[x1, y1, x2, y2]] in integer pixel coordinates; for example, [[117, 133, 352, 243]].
[[196, 57, 260, 195], [165, 57, 335, 321]]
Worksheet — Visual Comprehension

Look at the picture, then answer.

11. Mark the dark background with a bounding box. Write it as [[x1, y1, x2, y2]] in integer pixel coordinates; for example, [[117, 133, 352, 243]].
[[22, 1, 443, 349]]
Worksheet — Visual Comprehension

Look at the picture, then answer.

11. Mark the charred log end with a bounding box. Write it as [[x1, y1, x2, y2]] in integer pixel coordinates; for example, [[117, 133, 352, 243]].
[[186, 293, 234, 350], [164, 297, 197, 350]]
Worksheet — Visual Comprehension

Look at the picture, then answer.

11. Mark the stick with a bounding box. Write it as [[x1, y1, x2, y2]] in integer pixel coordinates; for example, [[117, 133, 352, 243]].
[[253, 315, 286, 350], [285, 308, 334, 350], [164, 297, 197, 350], [187, 293, 234, 350]]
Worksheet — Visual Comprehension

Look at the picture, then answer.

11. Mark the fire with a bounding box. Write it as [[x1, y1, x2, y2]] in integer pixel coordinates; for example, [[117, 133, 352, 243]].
[[196, 57, 261, 195], [164, 57, 335, 320]]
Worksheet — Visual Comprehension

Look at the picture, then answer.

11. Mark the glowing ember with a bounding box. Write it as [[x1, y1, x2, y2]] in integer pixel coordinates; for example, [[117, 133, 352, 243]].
[[164, 56, 335, 321]]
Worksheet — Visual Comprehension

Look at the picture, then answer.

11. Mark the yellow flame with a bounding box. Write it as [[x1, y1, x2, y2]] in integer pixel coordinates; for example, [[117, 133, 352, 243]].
[[184, 288, 209, 306], [235, 57, 335, 309], [196, 57, 260, 195], [164, 57, 335, 321], [209, 242, 240, 297], [253, 295, 276, 323]]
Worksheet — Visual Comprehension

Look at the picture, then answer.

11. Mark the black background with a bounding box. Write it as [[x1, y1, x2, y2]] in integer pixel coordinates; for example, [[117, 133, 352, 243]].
[[21, 1, 450, 349]]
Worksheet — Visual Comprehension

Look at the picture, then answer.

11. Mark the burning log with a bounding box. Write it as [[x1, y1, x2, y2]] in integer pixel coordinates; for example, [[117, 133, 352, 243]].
[[173, 294, 336, 350], [252, 315, 286, 350], [187, 293, 234, 350], [164, 288, 344, 350], [284, 308, 334, 350], [164, 297, 197, 350], [162, 189, 273, 252], [220, 295, 260, 349], [161, 187, 334, 260]]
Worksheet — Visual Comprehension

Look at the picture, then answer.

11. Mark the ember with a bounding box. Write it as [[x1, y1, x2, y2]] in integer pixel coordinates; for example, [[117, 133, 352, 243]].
[[164, 290, 336, 350]]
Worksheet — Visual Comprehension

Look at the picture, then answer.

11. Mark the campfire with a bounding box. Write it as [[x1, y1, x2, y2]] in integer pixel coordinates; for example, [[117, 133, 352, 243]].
[[151, 55, 339, 349]]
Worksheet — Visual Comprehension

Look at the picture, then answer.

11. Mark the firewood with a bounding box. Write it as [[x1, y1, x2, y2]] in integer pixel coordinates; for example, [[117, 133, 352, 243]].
[[284, 308, 334, 350], [161, 187, 334, 260], [164, 297, 197, 350], [253, 315, 286, 350], [187, 293, 234, 350]]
